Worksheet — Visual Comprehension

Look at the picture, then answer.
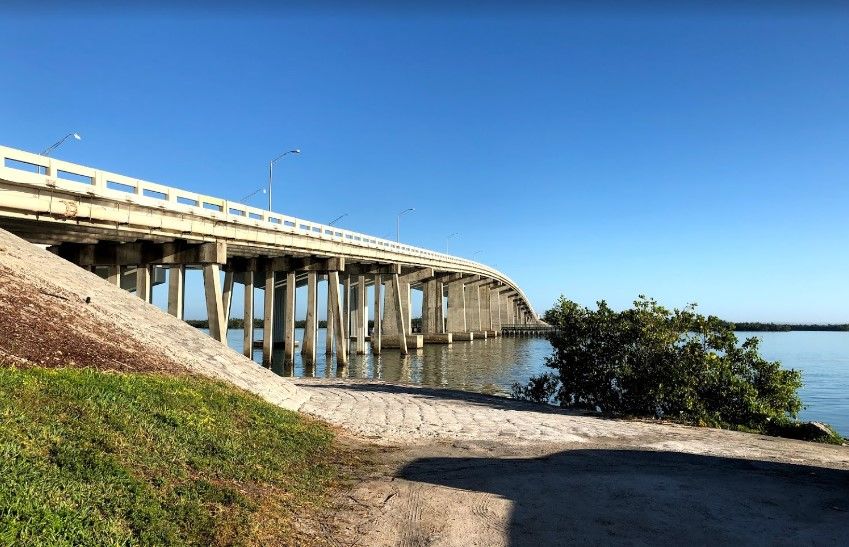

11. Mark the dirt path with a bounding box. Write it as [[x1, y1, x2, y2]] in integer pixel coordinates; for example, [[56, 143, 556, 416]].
[[331, 439, 849, 546], [293, 380, 849, 546]]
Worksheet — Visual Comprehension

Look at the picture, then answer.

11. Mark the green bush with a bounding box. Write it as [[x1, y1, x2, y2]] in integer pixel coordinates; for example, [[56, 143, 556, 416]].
[[513, 296, 816, 435]]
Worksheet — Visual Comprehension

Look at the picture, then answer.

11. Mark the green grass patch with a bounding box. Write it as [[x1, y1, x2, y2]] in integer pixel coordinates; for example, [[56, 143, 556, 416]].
[[0, 366, 342, 545]]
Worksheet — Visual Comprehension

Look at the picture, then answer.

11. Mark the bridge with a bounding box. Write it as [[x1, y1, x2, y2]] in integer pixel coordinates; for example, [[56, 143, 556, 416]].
[[0, 144, 540, 366]]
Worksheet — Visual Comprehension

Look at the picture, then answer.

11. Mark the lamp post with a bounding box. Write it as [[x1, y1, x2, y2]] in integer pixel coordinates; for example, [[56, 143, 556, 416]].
[[41, 132, 81, 156], [328, 213, 348, 226], [396, 207, 415, 242], [268, 148, 300, 211], [446, 232, 460, 253]]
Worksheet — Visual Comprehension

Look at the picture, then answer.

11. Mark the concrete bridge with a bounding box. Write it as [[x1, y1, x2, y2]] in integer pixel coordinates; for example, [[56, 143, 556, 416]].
[[0, 144, 540, 366]]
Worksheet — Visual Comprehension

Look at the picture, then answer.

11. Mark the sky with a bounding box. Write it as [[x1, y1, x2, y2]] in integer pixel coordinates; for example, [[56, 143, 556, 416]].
[[2, 3, 849, 322]]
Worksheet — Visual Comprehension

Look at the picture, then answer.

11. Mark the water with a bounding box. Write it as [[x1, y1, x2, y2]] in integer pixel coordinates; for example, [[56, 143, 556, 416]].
[[216, 328, 849, 436]]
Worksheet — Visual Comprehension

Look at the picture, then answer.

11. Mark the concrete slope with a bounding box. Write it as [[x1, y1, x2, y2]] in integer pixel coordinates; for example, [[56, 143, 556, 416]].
[[0, 227, 307, 409]]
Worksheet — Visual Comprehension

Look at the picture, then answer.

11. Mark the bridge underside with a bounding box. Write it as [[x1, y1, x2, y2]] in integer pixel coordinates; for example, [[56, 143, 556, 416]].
[[0, 145, 539, 366]]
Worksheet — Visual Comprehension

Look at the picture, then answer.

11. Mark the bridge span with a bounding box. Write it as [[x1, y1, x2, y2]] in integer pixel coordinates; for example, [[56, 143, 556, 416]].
[[0, 144, 540, 365]]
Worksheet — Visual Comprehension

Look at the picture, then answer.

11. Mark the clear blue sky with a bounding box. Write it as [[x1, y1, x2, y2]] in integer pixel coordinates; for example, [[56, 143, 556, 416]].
[[2, 4, 849, 322]]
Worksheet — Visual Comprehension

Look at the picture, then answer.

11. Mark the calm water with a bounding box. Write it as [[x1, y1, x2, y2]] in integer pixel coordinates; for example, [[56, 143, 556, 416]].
[[217, 328, 849, 436]]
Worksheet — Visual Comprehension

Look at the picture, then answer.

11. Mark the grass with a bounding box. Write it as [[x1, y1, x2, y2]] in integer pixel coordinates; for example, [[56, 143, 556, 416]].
[[0, 366, 345, 546]]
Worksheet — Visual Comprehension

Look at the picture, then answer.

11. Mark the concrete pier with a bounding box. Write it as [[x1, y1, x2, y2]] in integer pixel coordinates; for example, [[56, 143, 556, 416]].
[[263, 268, 275, 367], [302, 271, 318, 362], [202, 264, 225, 342], [372, 273, 382, 354], [422, 333, 452, 344], [383, 334, 424, 349], [284, 270, 296, 363], [327, 270, 348, 365], [243, 270, 254, 359], [167, 265, 184, 319]]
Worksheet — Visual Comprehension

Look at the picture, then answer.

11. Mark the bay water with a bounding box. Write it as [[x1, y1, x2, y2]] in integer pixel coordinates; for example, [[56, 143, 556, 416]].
[[216, 328, 848, 436]]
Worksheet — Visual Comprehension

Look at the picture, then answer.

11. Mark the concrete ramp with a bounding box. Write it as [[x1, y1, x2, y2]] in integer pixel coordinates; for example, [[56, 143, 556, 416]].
[[0, 228, 307, 410]]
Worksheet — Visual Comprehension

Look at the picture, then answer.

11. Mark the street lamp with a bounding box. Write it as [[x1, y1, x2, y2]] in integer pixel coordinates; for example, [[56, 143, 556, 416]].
[[41, 132, 81, 156], [238, 186, 266, 204], [446, 232, 460, 253], [396, 207, 415, 242], [268, 148, 300, 211], [328, 213, 348, 226], [471, 250, 483, 259]]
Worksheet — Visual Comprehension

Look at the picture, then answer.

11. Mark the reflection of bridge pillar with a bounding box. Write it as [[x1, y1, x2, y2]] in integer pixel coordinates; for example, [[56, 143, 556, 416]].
[[302, 271, 318, 362], [167, 265, 185, 319]]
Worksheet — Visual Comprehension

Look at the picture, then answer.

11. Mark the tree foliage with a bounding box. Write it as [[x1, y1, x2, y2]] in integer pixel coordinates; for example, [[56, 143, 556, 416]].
[[514, 296, 805, 432]]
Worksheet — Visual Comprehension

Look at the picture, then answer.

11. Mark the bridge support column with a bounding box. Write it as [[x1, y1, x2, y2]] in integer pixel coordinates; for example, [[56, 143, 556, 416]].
[[327, 270, 348, 365], [325, 274, 334, 355], [167, 265, 185, 319], [272, 272, 286, 350], [391, 273, 408, 354], [302, 271, 318, 362], [284, 271, 296, 364], [465, 282, 482, 333], [422, 279, 444, 334], [222, 270, 234, 337], [136, 265, 152, 303], [343, 274, 351, 353], [446, 280, 467, 336], [372, 273, 382, 354], [479, 284, 492, 332], [243, 270, 254, 359], [490, 289, 502, 332], [263, 268, 275, 367], [107, 265, 122, 288], [203, 264, 226, 342], [355, 275, 367, 354]]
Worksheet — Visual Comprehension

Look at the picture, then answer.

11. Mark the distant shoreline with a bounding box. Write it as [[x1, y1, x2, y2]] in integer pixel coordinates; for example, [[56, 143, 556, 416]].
[[183, 319, 849, 333], [728, 323, 849, 332]]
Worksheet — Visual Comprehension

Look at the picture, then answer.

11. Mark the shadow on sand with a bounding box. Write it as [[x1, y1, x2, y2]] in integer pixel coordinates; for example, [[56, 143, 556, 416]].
[[397, 449, 849, 545]]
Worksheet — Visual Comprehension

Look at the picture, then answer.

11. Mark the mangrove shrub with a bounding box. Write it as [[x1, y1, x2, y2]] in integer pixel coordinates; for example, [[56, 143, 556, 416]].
[[513, 296, 804, 432]]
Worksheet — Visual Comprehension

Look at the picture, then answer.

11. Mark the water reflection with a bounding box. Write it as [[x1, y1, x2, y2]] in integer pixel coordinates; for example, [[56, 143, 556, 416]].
[[223, 328, 551, 396]]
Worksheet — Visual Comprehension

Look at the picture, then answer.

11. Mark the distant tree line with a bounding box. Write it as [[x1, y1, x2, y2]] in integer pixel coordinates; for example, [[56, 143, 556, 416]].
[[724, 322, 849, 332]]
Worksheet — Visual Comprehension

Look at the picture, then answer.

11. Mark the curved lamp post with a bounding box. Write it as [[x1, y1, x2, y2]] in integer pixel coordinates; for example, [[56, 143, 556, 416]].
[[329, 213, 349, 226], [396, 207, 415, 242], [268, 148, 300, 211], [41, 132, 81, 156]]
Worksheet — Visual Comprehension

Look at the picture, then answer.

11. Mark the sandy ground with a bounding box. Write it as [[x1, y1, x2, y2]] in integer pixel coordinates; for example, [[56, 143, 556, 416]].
[[330, 439, 849, 546], [300, 381, 849, 546], [1, 227, 848, 545]]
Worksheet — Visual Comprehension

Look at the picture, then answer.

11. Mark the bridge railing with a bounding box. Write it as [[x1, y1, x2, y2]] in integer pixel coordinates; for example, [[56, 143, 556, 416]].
[[0, 144, 536, 317]]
